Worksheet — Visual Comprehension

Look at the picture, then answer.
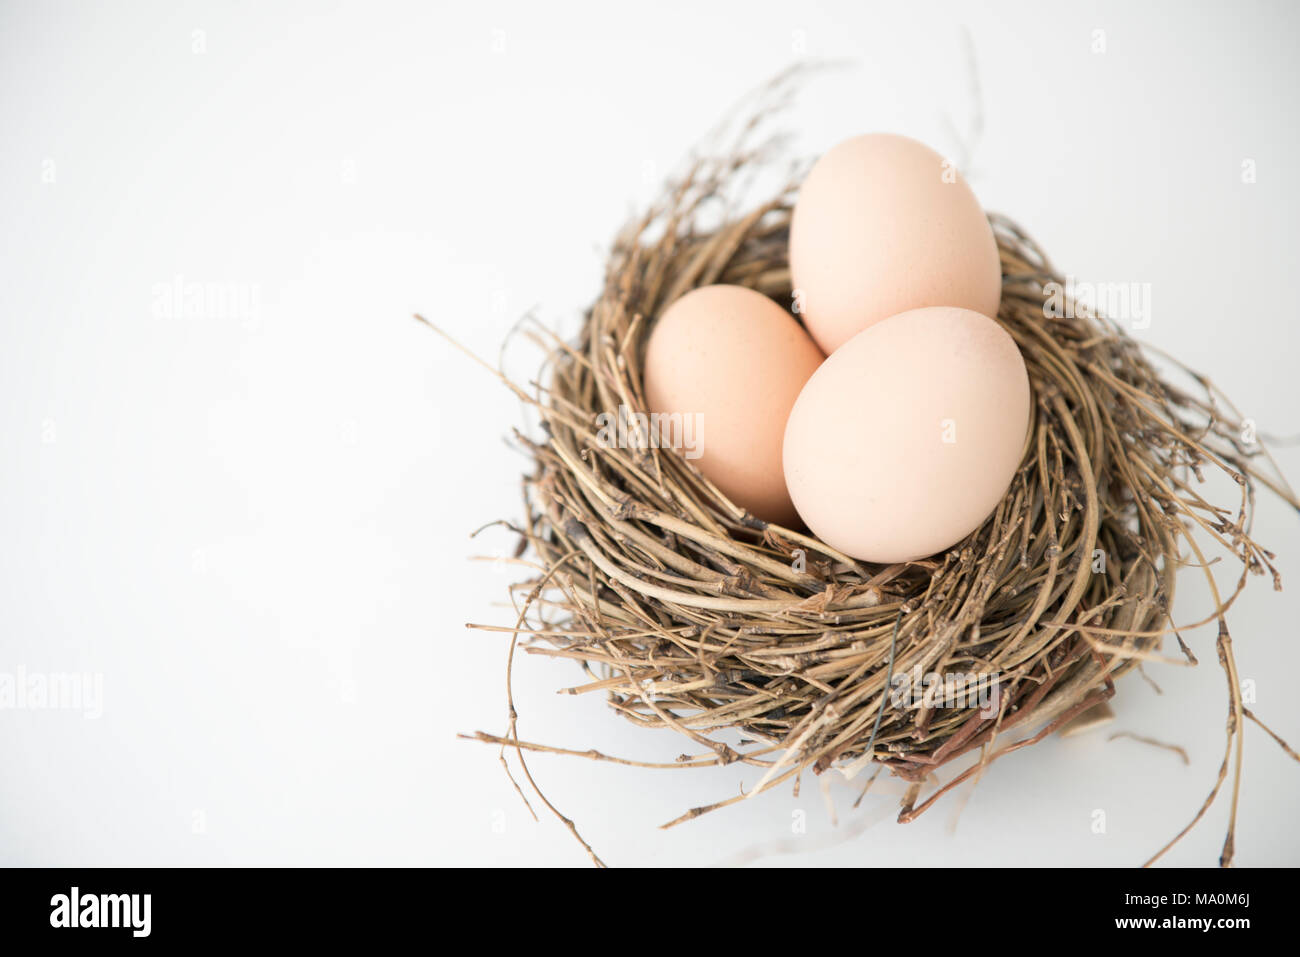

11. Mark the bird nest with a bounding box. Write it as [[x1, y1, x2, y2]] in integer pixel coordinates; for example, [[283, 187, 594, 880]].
[[438, 83, 1297, 867]]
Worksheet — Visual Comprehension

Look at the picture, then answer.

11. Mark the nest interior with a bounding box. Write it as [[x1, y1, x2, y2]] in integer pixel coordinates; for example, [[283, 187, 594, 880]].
[[450, 126, 1294, 866]]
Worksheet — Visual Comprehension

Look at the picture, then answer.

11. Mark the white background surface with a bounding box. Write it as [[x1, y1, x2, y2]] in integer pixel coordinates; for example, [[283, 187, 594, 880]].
[[2, 0, 1298, 867]]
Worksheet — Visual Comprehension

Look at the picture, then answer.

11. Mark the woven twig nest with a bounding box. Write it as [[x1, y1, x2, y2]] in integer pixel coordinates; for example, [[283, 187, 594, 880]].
[[445, 82, 1297, 867]]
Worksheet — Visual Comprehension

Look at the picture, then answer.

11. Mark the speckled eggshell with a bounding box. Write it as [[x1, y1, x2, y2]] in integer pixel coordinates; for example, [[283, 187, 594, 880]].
[[643, 284, 825, 526], [782, 306, 1030, 563], [789, 133, 1003, 355]]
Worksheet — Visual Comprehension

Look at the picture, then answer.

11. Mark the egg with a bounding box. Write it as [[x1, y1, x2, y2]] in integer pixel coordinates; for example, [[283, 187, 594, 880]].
[[789, 133, 1003, 355], [642, 284, 824, 525], [782, 306, 1030, 563]]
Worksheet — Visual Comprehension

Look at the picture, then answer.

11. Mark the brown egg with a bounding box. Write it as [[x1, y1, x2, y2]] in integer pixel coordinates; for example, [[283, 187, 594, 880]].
[[783, 306, 1030, 563], [642, 285, 824, 525], [790, 133, 1003, 354]]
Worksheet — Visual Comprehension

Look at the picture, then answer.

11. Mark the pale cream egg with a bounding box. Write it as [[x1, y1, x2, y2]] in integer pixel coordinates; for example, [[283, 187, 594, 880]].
[[782, 306, 1030, 563], [789, 133, 1003, 355]]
